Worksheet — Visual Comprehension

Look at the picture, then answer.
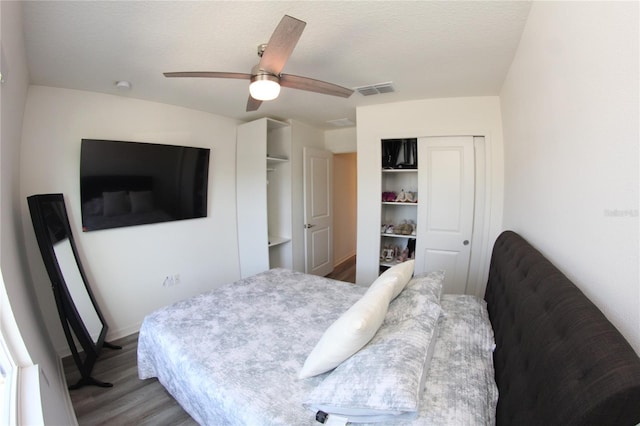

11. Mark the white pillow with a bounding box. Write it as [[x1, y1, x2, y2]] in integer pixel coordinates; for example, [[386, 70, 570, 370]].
[[302, 272, 445, 423], [368, 260, 415, 300], [298, 283, 394, 379]]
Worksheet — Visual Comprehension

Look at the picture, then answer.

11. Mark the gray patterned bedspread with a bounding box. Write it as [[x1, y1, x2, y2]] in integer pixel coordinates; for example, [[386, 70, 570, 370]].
[[137, 269, 496, 425]]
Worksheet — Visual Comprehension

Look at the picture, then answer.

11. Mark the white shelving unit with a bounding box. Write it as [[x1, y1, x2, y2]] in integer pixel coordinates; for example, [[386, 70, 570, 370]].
[[379, 140, 418, 272], [237, 118, 293, 278]]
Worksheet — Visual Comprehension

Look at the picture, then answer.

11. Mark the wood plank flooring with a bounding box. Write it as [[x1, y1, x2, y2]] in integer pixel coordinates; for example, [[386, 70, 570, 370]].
[[325, 255, 356, 283], [63, 333, 195, 425], [63, 256, 356, 424]]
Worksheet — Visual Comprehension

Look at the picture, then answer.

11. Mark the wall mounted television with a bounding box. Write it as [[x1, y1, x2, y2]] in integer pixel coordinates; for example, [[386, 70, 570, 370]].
[[80, 139, 210, 232]]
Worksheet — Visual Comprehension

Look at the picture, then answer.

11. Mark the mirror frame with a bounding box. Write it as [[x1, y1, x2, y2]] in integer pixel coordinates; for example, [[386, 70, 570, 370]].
[[27, 193, 120, 389]]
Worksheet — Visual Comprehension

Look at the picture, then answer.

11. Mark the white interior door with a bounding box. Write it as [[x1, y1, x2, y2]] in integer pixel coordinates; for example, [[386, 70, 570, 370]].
[[303, 148, 333, 276], [415, 136, 474, 294]]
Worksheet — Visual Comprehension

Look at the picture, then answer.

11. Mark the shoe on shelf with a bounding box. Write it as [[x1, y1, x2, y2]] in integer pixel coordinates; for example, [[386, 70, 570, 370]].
[[382, 191, 397, 202], [380, 244, 390, 261], [397, 247, 409, 262], [405, 191, 414, 203], [396, 219, 411, 235], [395, 189, 407, 202], [383, 247, 395, 262]]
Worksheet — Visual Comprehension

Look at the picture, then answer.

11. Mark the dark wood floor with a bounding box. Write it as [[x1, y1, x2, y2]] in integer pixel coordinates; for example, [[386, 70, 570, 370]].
[[325, 255, 356, 283], [63, 333, 196, 425], [63, 256, 356, 424]]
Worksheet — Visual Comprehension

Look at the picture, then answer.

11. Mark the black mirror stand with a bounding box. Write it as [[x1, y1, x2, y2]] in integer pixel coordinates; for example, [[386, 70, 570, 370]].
[[28, 193, 122, 390]]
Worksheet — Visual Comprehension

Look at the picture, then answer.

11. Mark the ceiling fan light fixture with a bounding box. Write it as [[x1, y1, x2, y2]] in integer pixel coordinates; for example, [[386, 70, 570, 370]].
[[164, 16, 352, 112], [115, 80, 132, 90], [250, 73, 280, 101]]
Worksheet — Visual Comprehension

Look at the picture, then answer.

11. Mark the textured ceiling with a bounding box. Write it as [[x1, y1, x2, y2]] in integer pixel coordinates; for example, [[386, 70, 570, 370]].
[[22, 1, 531, 129]]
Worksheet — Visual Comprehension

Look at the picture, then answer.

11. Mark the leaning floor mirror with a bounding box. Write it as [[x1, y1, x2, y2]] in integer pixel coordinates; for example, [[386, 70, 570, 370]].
[[27, 193, 121, 389]]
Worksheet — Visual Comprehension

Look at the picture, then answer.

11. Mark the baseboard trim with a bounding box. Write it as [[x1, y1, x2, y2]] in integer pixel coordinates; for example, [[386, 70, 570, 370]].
[[334, 253, 356, 269]]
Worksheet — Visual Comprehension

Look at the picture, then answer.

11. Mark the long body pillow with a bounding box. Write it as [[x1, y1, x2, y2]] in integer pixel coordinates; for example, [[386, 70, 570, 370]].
[[303, 271, 444, 423], [298, 261, 416, 379], [298, 283, 394, 379], [369, 259, 415, 299]]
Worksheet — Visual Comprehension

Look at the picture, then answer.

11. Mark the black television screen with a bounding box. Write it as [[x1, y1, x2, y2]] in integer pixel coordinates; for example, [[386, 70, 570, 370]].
[[80, 139, 210, 232]]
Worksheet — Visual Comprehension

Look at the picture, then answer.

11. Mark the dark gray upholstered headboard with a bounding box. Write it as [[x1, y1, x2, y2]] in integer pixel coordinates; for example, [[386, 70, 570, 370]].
[[484, 231, 640, 426]]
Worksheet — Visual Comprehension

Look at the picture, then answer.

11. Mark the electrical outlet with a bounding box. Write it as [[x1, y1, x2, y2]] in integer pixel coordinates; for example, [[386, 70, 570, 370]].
[[163, 276, 172, 287], [163, 274, 180, 288]]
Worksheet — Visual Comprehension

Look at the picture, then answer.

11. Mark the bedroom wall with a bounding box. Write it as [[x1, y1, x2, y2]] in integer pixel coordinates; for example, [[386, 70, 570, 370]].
[[333, 153, 357, 266], [1, 2, 76, 424], [355, 96, 504, 291], [325, 127, 357, 270], [325, 127, 357, 153], [500, 2, 639, 354], [20, 86, 242, 353]]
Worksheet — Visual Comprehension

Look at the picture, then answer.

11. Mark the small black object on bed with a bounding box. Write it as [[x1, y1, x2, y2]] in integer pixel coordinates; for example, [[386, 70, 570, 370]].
[[485, 231, 640, 426]]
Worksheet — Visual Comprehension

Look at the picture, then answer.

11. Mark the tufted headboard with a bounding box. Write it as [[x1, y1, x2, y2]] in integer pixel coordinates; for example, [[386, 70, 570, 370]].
[[484, 231, 640, 426]]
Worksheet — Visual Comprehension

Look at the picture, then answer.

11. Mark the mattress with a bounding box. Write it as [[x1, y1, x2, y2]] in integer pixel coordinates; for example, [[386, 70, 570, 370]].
[[137, 268, 497, 425]]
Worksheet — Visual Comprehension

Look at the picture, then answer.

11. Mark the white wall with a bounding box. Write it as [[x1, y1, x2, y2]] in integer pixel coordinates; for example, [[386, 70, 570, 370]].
[[500, 2, 639, 354], [355, 97, 504, 288], [333, 153, 357, 266], [324, 128, 357, 269], [21, 86, 242, 352], [0, 2, 76, 424], [325, 127, 357, 153]]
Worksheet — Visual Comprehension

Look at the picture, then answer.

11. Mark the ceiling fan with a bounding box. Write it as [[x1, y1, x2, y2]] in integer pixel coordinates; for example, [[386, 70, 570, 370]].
[[164, 15, 354, 112]]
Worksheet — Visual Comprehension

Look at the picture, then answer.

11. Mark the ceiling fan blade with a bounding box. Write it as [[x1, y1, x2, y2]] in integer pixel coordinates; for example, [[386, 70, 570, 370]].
[[259, 15, 306, 75], [280, 74, 354, 98], [246, 95, 263, 112], [163, 71, 251, 79]]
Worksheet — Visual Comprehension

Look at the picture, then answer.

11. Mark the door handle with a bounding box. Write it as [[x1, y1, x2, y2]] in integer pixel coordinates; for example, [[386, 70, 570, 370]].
[[304, 224, 316, 229], [463, 240, 470, 246]]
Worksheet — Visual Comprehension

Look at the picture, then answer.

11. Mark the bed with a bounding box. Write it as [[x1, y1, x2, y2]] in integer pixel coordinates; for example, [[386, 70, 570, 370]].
[[138, 231, 640, 425], [485, 231, 640, 425]]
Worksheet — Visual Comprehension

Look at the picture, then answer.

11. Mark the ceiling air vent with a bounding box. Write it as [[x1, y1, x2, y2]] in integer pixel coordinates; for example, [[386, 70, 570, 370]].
[[354, 82, 395, 96], [326, 118, 355, 127]]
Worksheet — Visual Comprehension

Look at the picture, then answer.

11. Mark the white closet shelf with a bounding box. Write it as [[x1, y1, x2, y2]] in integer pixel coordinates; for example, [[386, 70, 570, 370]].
[[379, 259, 413, 268], [268, 235, 291, 247], [380, 233, 417, 239], [267, 155, 289, 163], [382, 169, 417, 173], [381, 201, 418, 206]]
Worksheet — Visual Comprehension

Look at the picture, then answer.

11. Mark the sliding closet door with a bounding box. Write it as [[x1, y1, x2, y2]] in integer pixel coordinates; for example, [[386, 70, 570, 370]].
[[415, 136, 474, 294]]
